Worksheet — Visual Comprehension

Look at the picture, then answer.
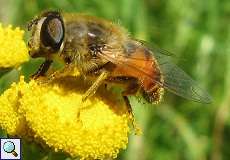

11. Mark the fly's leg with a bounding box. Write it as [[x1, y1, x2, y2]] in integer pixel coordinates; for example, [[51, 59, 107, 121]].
[[46, 64, 75, 81], [35, 64, 75, 84], [82, 70, 109, 102], [123, 96, 137, 131], [122, 82, 142, 135], [31, 59, 53, 79], [77, 70, 109, 121]]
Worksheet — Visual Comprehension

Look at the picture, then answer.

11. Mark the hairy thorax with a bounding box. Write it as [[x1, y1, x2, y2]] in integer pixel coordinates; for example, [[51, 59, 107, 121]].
[[61, 14, 128, 74]]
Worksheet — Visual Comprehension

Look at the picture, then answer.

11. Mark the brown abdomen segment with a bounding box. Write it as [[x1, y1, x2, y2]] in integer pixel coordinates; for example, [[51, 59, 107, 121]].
[[111, 43, 164, 103]]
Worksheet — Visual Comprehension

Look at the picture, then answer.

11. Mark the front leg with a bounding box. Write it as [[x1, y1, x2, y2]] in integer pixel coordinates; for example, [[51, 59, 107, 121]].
[[82, 70, 109, 102], [46, 64, 75, 81], [33, 63, 76, 85], [31, 59, 53, 79]]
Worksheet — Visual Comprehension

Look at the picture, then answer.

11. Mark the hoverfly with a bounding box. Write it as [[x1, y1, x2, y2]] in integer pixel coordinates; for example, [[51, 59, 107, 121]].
[[28, 11, 212, 120]]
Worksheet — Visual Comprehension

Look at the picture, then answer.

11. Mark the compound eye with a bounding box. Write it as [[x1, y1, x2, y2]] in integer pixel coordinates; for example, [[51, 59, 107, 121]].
[[40, 16, 64, 51]]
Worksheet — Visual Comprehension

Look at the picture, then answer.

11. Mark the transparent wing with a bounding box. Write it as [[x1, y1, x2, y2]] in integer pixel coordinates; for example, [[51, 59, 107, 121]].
[[99, 41, 212, 103], [153, 51, 212, 103]]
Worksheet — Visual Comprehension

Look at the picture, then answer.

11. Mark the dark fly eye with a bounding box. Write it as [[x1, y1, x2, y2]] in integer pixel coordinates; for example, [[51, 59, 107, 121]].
[[40, 15, 64, 52]]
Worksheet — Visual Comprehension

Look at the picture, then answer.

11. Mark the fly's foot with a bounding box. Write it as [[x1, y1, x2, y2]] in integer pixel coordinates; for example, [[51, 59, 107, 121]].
[[128, 114, 142, 135]]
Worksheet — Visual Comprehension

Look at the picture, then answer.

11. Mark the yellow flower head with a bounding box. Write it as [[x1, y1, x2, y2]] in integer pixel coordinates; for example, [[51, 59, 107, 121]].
[[0, 24, 29, 68], [0, 75, 130, 159], [0, 79, 28, 136]]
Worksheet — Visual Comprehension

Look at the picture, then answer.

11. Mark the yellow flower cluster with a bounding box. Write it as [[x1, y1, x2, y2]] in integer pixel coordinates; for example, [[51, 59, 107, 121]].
[[0, 23, 130, 159], [0, 24, 29, 68], [0, 76, 130, 159]]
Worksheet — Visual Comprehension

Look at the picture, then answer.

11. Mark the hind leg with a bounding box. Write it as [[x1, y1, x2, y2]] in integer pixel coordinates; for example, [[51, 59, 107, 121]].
[[121, 82, 141, 134], [107, 77, 140, 131], [122, 83, 139, 120]]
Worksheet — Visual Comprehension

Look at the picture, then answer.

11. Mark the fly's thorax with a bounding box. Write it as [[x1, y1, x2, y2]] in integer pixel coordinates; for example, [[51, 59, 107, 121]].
[[61, 15, 128, 74]]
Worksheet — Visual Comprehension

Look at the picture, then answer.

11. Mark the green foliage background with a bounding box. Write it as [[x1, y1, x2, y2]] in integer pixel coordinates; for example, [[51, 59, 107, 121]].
[[0, 0, 229, 160]]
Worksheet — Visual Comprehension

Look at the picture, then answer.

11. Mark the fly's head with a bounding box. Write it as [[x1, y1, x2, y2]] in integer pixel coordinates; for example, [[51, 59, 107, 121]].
[[27, 11, 65, 59]]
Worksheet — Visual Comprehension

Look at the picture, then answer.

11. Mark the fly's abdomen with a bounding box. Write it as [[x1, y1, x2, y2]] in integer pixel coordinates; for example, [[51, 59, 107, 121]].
[[138, 58, 164, 104], [123, 41, 164, 103], [111, 41, 165, 103]]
